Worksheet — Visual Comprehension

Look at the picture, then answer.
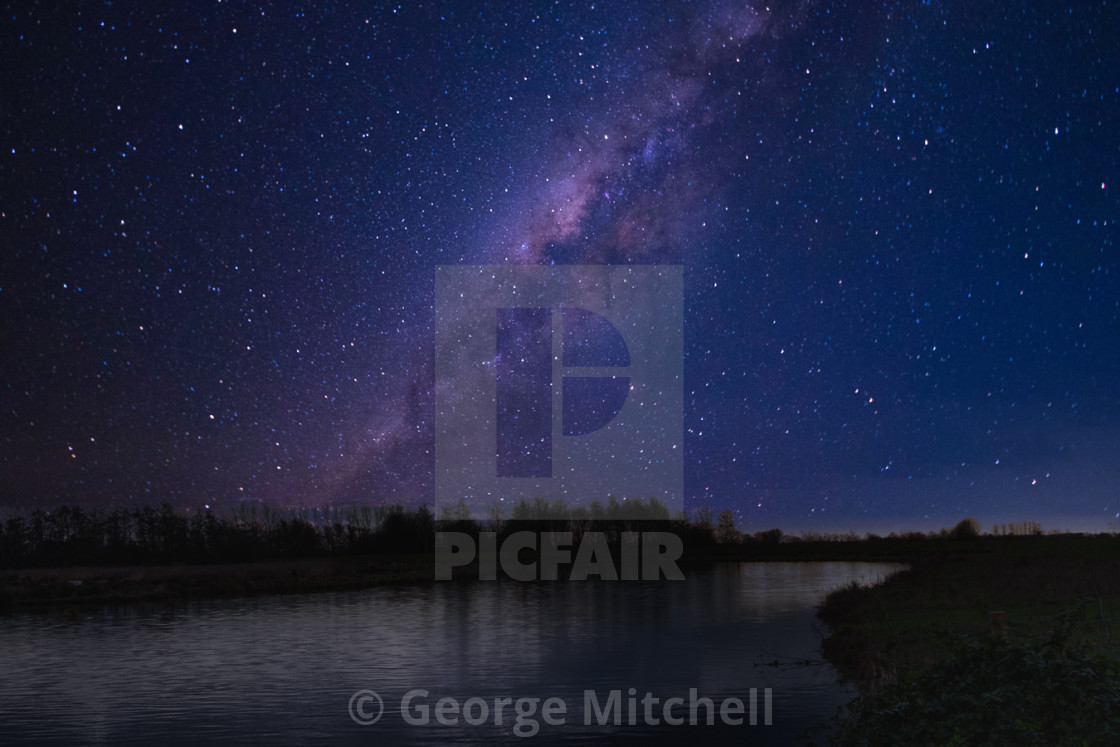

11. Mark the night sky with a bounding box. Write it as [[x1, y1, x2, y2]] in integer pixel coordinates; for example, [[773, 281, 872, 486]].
[[2, 1, 1118, 533]]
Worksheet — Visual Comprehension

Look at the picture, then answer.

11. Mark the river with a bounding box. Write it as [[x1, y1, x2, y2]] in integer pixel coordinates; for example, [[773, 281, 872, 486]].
[[0, 561, 904, 745]]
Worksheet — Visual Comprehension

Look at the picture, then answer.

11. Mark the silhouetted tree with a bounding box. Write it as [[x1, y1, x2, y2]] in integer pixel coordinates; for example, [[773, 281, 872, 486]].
[[753, 528, 783, 544], [716, 509, 740, 543], [948, 517, 981, 540]]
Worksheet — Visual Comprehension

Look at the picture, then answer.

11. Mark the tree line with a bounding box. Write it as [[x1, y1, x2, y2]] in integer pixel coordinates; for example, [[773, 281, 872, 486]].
[[0, 502, 436, 567], [0, 497, 747, 568], [0, 499, 1075, 569]]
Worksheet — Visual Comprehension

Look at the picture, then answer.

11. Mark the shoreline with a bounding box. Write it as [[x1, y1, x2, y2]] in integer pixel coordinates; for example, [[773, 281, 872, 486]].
[[0, 542, 917, 614], [0, 555, 435, 612], [6, 534, 1119, 632]]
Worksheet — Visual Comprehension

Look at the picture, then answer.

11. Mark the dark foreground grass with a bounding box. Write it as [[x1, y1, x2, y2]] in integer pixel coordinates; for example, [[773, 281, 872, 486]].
[[816, 534, 1120, 690], [823, 631, 1120, 746], [814, 535, 1120, 745]]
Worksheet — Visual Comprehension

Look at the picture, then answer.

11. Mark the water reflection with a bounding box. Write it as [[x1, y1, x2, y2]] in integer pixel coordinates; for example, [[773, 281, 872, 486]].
[[0, 562, 903, 745]]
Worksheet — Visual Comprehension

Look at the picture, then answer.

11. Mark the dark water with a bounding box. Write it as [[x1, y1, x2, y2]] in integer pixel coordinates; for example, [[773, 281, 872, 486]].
[[0, 562, 903, 745]]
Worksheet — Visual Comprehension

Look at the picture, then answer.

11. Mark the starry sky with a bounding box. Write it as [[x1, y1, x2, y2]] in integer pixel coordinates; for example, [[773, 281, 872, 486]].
[[2, 1, 1118, 532]]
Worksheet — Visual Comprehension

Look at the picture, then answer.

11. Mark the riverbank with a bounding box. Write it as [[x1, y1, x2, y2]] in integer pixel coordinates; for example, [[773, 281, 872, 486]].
[[815, 533, 1120, 690], [0, 536, 922, 614], [6, 532, 1119, 631], [0, 555, 434, 612]]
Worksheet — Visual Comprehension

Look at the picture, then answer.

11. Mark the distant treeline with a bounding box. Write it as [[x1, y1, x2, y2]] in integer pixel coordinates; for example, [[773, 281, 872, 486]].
[[0, 502, 437, 568], [0, 497, 718, 567], [0, 500, 1087, 568]]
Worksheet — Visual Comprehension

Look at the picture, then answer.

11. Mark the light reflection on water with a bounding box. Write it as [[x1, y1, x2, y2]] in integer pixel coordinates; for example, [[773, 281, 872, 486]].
[[0, 562, 904, 745]]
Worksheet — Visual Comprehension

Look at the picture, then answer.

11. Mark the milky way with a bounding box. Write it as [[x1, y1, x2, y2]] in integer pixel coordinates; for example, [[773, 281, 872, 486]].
[[2, 1, 1118, 532]]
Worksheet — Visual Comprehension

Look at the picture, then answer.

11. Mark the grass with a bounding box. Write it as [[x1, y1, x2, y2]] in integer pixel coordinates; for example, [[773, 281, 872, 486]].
[[816, 534, 1120, 689], [824, 630, 1120, 746]]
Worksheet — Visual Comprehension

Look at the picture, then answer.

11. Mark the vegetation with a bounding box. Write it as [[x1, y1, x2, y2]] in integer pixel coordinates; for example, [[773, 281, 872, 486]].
[[816, 533, 1120, 687], [0, 501, 436, 567], [0, 496, 779, 569], [828, 630, 1120, 746], [815, 524, 1120, 745], [3, 500, 1115, 572], [0, 496, 701, 609]]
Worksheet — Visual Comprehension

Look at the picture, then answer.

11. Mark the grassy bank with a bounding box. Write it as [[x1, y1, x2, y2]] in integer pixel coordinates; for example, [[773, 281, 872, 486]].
[[815, 535, 1120, 744], [816, 533, 1120, 689]]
